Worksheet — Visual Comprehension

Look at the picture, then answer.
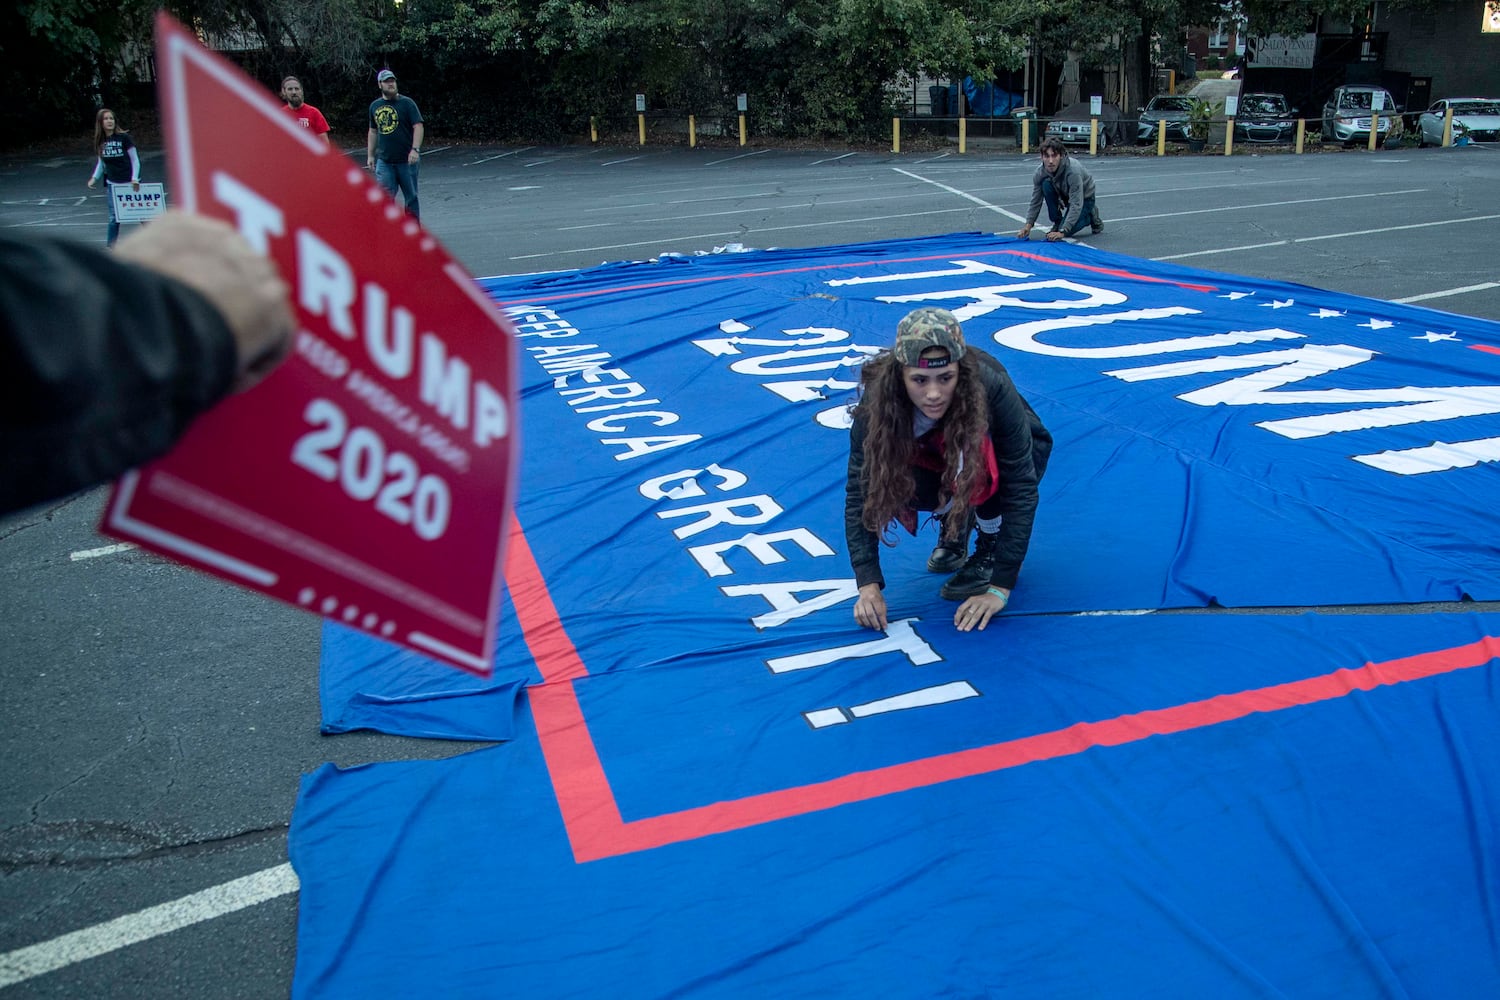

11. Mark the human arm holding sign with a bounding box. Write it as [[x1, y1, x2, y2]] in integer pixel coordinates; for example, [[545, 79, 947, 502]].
[[0, 212, 293, 513]]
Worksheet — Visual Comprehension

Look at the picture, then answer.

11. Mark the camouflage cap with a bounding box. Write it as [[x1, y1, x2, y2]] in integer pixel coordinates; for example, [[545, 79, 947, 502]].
[[894, 307, 966, 368]]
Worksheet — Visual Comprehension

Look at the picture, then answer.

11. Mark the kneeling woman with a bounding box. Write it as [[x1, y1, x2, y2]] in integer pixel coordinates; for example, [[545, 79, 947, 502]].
[[845, 307, 1051, 633]]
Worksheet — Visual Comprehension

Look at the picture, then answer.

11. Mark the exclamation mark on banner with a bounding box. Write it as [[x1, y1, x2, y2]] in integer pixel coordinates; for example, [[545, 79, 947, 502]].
[[803, 681, 980, 729]]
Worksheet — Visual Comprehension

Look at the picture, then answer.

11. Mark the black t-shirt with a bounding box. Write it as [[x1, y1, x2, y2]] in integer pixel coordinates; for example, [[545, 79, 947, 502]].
[[368, 96, 424, 162], [98, 133, 136, 185]]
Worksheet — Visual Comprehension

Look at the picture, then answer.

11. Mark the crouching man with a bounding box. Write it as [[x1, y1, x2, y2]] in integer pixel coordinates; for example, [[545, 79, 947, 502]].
[[1016, 137, 1104, 241]]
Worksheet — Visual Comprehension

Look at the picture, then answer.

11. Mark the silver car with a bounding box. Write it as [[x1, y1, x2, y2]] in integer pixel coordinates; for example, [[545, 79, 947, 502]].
[[1417, 98, 1500, 145], [1045, 101, 1127, 148], [1233, 92, 1299, 144], [1321, 85, 1400, 145], [1136, 95, 1192, 143]]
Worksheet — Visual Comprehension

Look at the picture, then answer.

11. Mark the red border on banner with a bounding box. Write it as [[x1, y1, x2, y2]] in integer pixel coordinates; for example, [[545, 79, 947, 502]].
[[506, 519, 1500, 864]]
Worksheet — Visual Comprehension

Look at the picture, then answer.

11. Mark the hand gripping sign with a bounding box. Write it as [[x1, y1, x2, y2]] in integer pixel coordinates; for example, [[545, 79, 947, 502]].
[[103, 15, 519, 675]]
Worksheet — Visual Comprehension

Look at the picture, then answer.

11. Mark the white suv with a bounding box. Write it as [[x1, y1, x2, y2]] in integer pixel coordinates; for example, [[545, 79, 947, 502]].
[[1322, 85, 1400, 144]]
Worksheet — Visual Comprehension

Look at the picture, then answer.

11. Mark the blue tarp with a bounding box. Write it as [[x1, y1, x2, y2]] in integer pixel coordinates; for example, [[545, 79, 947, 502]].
[[320, 234, 1500, 738], [294, 611, 1500, 997], [963, 78, 1024, 117], [298, 234, 1500, 995]]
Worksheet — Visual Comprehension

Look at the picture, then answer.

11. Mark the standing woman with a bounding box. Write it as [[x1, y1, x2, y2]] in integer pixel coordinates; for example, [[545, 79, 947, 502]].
[[85, 109, 140, 247], [845, 307, 1052, 634]]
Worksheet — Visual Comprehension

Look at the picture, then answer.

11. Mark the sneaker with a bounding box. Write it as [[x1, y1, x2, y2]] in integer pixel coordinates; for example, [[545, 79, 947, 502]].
[[1091, 219, 1105, 234]]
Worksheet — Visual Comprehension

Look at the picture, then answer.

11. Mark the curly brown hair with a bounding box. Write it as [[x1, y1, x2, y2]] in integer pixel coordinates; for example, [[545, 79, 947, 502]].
[[853, 351, 990, 545]]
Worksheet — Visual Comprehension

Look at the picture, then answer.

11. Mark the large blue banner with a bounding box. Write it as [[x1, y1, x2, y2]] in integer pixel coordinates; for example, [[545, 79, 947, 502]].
[[298, 234, 1500, 996], [320, 233, 1500, 737], [294, 611, 1500, 997]]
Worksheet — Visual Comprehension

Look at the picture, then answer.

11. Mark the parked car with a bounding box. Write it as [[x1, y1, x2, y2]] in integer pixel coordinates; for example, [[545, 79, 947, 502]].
[[1136, 95, 1193, 143], [1045, 101, 1127, 148], [1233, 92, 1299, 143], [1321, 85, 1400, 145], [1416, 97, 1500, 145]]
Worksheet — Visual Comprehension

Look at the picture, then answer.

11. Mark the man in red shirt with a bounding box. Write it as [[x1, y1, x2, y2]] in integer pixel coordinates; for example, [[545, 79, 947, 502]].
[[280, 76, 330, 145]]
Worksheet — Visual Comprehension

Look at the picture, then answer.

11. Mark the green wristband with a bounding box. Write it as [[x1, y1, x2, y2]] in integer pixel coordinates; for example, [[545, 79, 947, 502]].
[[986, 586, 1009, 600]]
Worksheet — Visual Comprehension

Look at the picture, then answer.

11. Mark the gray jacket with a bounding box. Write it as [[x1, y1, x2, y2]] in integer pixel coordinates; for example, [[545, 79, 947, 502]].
[[1025, 156, 1096, 233]]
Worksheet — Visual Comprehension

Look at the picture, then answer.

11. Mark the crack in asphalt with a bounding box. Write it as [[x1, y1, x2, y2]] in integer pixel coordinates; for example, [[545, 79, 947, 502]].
[[0, 492, 92, 543], [0, 821, 290, 872]]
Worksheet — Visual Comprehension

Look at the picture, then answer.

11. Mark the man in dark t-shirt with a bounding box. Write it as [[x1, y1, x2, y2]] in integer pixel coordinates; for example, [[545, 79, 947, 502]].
[[365, 69, 425, 221]]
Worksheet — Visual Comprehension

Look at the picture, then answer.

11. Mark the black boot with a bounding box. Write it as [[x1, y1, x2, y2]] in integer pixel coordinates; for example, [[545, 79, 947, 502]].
[[926, 510, 974, 573], [939, 530, 1001, 600]]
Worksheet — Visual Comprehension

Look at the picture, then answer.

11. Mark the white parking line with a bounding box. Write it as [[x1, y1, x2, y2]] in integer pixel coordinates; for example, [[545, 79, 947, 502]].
[[705, 149, 771, 166], [1393, 281, 1500, 304], [892, 167, 1027, 223], [1155, 240, 1291, 260], [564, 192, 929, 229], [508, 205, 974, 259], [1294, 214, 1500, 242], [810, 152, 857, 166], [1120, 188, 1427, 226], [466, 146, 534, 165], [4, 215, 99, 229], [1155, 212, 1500, 260], [0, 197, 89, 207], [0, 864, 299, 989], [600, 155, 648, 166], [69, 543, 137, 562]]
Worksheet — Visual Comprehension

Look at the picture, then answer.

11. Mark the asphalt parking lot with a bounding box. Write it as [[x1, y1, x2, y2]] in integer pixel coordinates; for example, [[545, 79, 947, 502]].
[[2, 137, 1498, 998]]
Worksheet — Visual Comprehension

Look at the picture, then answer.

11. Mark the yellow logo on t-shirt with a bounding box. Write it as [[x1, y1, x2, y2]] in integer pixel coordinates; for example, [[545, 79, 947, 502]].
[[374, 105, 399, 135]]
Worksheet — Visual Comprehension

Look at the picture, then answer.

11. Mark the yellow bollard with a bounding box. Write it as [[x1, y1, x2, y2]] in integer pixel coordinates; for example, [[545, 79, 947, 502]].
[[1295, 119, 1305, 154], [590, 116, 598, 143], [1368, 112, 1379, 151], [1021, 118, 1030, 154], [1225, 118, 1235, 156], [1443, 107, 1453, 146], [638, 113, 646, 146], [892, 117, 900, 153], [958, 116, 967, 154], [739, 113, 747, 146], [1157, 121, 1166, 156], [1089, 118, 1098, 155], [689, 115, 696, 148]]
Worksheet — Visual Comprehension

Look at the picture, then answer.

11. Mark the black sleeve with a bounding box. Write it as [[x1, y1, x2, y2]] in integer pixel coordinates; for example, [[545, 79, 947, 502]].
[[0, 234, 239, 513], [979, 369, 1046, 590], [843, 410, 885, 590]]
